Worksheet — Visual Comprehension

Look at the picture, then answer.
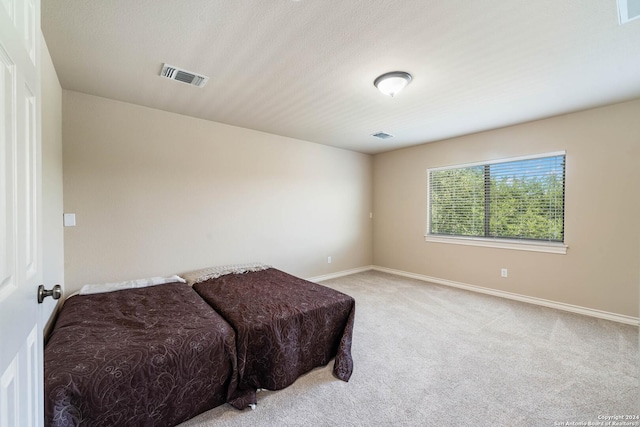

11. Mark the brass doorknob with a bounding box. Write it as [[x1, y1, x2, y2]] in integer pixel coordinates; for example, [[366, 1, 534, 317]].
[[38, 284, 62, 304]]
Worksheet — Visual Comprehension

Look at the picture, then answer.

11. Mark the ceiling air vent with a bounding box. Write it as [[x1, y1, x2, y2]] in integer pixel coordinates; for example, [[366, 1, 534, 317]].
[[371, 132, 394, 139], [160, 64, 209, 88]]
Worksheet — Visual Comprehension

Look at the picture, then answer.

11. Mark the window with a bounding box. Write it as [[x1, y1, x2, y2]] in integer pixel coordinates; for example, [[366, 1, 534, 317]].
[[426, 152, 566, 253]]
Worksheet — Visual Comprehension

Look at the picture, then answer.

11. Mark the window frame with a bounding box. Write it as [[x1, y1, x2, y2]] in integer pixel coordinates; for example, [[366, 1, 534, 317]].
[[425, 151, 568, 254]]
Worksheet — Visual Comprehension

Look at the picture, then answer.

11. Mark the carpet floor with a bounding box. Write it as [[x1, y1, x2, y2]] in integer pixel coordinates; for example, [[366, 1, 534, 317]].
[[179, 270, 639, 427]]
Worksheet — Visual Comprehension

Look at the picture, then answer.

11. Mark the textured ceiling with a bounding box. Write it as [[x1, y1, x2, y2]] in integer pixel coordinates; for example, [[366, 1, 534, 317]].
[[42, 0, 640, 154]]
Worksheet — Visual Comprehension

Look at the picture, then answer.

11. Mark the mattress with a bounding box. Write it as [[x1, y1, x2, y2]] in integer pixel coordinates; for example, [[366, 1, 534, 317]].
[[44, 282, 239, 426], [192, 268, 355, 407]]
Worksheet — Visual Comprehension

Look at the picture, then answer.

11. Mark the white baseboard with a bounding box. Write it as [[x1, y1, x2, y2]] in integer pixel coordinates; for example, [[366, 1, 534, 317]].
[[370, 266, 639, 326], [307, 265, 375, 283]]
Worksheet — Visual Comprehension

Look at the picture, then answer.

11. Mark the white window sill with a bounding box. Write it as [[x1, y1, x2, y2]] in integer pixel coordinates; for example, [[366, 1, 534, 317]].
[[424, 235, 567, 254]]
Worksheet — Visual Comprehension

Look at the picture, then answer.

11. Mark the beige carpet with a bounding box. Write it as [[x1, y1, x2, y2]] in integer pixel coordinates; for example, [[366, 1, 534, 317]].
[[179, 271, 639, 427]]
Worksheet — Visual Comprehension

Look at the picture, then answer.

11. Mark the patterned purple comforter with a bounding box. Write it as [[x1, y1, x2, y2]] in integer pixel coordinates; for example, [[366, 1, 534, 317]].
[[44, 282, 239, 427], [193, 268, 355, 408]]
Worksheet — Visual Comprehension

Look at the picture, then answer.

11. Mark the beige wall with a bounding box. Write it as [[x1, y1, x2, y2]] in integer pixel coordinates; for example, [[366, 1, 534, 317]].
[[373, 99, 640, 318], [41, 36, 64, 320], [61, 89, 638, 317], [62, 91, 373, 294]]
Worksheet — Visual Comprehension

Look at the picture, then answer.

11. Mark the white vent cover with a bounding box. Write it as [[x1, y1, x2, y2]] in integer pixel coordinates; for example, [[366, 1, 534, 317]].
[[618, 0, 640, 24], [371, 131, 394, 139], [160, 64, 209, 88]]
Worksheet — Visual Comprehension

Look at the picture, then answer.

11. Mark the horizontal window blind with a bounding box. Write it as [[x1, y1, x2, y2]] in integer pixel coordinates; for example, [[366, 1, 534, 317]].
[[428, 153, 565, 242]]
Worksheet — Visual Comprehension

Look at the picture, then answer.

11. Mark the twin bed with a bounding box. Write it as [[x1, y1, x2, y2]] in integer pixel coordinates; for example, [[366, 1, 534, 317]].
[[44, 266, 355, 426]]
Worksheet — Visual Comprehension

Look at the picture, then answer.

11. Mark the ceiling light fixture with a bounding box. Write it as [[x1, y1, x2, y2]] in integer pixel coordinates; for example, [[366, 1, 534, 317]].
[[374, 71, 412, 97]]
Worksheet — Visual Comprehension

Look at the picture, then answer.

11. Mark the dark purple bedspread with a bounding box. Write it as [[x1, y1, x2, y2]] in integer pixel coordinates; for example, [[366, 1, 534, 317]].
[[44, 282, 239, 427], [193, 268, 355, 407]]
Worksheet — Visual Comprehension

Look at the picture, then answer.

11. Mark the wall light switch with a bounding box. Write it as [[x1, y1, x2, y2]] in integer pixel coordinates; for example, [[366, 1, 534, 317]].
[[63, 213, 76, 227]]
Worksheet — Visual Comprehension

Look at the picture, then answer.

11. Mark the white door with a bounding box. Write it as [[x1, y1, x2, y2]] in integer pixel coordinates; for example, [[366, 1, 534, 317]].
[[0, 0, 43, 426]]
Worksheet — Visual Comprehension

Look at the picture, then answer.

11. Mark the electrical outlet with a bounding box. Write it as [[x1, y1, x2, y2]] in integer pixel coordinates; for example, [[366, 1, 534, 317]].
[[501, 268, 508, 278], [327, 256, 332, 264]]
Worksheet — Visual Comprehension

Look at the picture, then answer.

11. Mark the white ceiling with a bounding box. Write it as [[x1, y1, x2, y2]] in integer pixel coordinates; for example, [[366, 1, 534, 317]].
[[42, 0, 640, 154]]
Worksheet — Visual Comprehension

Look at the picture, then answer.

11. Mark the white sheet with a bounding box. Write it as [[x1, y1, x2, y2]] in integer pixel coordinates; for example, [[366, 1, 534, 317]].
[[78, 275, 186, 295]]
